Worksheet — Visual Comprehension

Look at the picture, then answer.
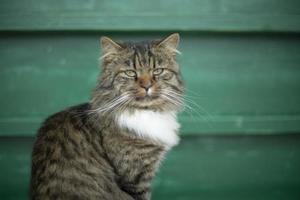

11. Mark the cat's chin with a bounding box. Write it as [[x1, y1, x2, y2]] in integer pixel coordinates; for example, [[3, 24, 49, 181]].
[[129, 98, 178, 112], [134, 95, 159, 102], [128, 97, 162, 111], [133, 100, 160, 110]]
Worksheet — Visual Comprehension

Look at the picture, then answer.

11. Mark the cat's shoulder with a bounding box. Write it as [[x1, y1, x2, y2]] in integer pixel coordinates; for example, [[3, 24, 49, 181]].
[[45, 103, 90, 122], [37, 103, 91, 134]]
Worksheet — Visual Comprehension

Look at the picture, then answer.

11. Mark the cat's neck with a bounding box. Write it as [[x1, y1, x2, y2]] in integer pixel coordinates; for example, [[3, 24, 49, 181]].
[[115, 109, 180, 148]]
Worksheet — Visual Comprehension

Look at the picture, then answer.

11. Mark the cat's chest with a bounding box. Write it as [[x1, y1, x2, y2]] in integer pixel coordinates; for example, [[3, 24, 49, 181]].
[[116, 110, 180, 148]]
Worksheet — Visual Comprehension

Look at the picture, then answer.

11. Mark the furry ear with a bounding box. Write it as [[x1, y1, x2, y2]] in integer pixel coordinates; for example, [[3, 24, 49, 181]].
[[157, 33, 180, 54], [100, 36, 123, 58]]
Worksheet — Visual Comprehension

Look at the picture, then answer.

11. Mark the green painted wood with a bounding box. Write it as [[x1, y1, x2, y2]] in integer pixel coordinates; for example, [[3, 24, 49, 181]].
[[153, 135, 300, 200], [0, 135, 299, 199], [0, 0, 300, 32], [0, 137, 32, 200], [1, 32, 300, 136]]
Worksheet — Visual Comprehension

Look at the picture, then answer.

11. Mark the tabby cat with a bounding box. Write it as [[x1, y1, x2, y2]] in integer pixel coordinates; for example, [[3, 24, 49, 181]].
[[30, 33, 184, 200]]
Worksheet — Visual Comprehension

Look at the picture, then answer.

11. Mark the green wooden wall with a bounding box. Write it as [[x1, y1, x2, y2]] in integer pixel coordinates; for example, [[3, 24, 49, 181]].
[[1, 0, 300, 199]]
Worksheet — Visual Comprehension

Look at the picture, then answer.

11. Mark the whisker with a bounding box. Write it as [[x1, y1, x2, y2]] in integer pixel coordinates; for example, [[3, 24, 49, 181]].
[[185, 88, 206, 98], [160, 88, 214, 126], [88, 92, 131, 114], [160, 94, 184, 110]]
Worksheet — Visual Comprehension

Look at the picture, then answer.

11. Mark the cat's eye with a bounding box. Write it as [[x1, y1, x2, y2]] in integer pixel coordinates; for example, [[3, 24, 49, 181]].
[[124, 70, 137, 77], [153, 68, 164, 76]]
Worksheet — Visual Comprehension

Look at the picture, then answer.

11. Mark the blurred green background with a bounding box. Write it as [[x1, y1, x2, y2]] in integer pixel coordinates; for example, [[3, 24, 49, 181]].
[[1, 0, 300, 199]]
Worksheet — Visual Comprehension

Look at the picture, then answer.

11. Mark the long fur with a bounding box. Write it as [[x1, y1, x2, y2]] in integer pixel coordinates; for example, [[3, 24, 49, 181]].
[[30, 33, 183, 200], [116, 110, 180, 148]]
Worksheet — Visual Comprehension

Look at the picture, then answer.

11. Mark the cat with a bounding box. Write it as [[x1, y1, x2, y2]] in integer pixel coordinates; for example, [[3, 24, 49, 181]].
[[30, 33, 184, 200]]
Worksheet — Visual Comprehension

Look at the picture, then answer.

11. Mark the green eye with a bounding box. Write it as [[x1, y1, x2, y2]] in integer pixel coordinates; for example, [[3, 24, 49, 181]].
[[124, 70, 137, 77], [153, 68, 164, 75]]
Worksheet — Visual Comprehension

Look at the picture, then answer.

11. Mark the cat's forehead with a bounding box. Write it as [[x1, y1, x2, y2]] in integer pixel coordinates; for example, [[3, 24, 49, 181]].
[[124, 41, 154, 55], [119, 42, 162, 69], [123, 41, 166, 60]]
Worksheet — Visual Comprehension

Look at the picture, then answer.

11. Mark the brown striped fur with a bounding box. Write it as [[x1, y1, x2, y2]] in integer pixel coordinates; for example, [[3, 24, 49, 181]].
[[31, 33, 183, 200]]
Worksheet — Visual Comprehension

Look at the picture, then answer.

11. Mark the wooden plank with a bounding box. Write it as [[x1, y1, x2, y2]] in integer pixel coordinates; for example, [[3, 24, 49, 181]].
[[0, 137, 32, 200], [0, 0, 300, 32], [0, 135, 299, 199], [1, 32, 300, 136], [153, 135, 300, 200]]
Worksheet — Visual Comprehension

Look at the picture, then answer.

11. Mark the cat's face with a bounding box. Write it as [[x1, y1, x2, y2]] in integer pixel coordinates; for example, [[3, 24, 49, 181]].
[[93, 33, 184, 112]]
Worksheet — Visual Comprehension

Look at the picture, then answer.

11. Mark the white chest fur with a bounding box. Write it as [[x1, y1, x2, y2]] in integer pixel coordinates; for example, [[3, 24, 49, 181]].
[[116, 110, 180, 147]]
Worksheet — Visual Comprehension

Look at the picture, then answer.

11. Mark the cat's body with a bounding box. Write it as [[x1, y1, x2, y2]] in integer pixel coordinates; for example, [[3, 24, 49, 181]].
[[31, 34, 183, 200]]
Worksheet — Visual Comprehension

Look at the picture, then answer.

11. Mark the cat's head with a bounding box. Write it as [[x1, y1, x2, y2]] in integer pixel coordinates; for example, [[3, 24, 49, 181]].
[[92, 33, 184, 113]]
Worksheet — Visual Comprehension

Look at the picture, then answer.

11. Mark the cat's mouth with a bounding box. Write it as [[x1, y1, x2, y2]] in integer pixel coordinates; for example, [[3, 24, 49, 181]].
[[135, 94, 159, 101], [134, 87, 160, 102], [132, 94, 162, 109]]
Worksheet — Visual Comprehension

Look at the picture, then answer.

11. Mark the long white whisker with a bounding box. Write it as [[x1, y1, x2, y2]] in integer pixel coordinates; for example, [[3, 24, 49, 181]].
[[160, 94, 184, 108], [89, 93, 131, 114], [115, 97, 133, 113], [185, 88, 206, 98], [160, 88, 214, 125], [100, 95, 129, 112], [161, 92, 197, 117]]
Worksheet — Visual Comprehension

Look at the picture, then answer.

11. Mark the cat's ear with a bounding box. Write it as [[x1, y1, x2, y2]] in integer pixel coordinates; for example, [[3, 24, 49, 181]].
[[157, 33, 180, 54], [100, 36, 123, 58]]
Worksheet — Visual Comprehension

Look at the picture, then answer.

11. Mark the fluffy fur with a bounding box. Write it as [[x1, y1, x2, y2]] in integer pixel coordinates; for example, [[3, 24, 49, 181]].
[[30, 33, 184, 200], [116, 110, 180, 148]]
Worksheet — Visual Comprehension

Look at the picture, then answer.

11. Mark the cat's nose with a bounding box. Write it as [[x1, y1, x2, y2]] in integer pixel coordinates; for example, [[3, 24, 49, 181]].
[[141, 83, 152, 91], [141, 84, 152, 93], [139, 78, 152, 92]]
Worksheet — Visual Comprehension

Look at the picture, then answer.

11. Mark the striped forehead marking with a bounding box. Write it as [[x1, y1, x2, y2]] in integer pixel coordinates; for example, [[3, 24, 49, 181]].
[[132, 44, 155, 69]]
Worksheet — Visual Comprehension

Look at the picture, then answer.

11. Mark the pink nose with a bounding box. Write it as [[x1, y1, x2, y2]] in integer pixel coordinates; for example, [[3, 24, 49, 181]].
[[139, 78, 152, 91]]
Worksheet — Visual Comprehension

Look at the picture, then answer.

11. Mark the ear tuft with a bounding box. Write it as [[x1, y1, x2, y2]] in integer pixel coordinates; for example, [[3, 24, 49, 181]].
[[100, 36, 123, 58], [157, 33, 180, 53]]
